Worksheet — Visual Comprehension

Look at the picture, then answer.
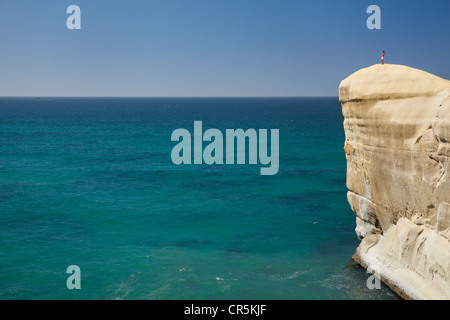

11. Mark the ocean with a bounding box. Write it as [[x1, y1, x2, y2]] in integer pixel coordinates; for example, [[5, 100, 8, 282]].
[[0, 97, 399, 300]]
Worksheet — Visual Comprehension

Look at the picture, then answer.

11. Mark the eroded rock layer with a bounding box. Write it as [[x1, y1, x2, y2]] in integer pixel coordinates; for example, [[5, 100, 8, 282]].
[[339, 64, 450, 300]]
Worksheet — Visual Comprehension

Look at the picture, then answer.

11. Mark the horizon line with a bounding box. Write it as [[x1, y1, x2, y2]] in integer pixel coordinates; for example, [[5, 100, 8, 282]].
[[0, 95, 339, 99]]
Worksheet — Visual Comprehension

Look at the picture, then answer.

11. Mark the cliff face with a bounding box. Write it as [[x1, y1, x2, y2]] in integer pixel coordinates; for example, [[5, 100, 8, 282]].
[[339, 64, 450, 300]]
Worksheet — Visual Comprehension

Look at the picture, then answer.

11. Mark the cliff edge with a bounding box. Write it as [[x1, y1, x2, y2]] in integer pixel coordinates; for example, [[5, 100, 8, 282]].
[[339, 64, 450, 300]]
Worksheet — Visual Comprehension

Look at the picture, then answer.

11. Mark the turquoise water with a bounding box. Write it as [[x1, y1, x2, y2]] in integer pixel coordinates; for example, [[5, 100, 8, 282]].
[[0, 97, 399, 300]]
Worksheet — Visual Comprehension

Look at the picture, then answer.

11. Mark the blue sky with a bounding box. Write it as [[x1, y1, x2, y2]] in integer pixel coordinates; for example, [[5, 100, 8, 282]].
[[0, 0, 449, 97]]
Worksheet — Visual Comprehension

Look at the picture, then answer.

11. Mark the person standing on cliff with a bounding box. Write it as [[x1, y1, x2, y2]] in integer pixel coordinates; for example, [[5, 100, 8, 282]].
[[381, 51, 385, 64]]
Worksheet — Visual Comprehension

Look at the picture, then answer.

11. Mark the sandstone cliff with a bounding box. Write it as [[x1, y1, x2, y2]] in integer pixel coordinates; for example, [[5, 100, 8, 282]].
[[339, 64, 450, 300]]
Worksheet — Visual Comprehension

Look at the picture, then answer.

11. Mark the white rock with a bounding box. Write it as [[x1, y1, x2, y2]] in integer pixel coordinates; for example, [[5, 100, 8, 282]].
[[339, 64, 450, 300]]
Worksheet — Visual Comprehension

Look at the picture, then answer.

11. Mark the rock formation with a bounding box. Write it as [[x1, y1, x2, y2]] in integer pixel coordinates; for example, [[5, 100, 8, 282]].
[[339, 64, 450, 300]]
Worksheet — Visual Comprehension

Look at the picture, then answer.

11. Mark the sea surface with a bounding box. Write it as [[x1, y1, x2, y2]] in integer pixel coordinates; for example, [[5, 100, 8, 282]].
[[0, 97, 399, 300]]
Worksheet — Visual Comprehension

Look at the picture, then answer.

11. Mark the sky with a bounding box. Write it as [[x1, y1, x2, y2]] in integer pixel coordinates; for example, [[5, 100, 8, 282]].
[[0, 0, 449, 97]]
